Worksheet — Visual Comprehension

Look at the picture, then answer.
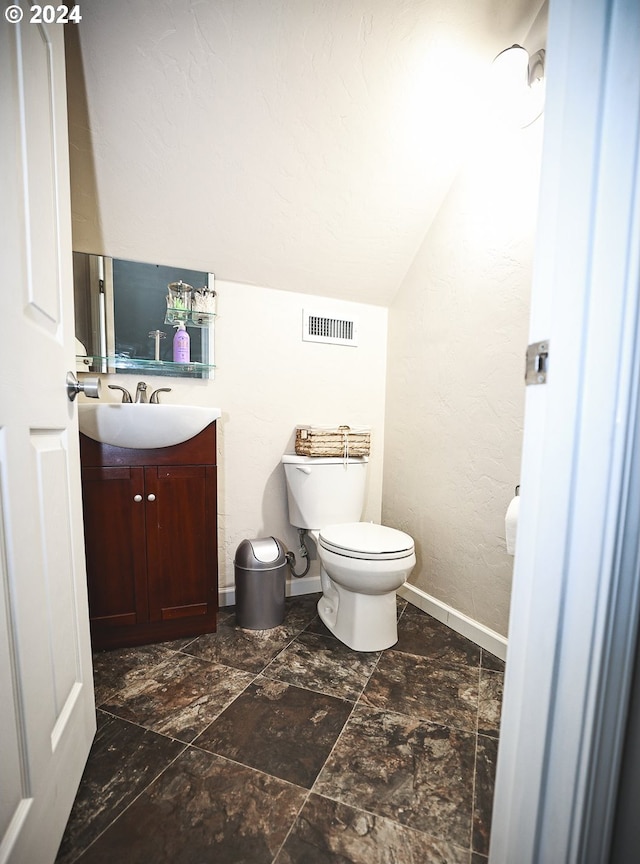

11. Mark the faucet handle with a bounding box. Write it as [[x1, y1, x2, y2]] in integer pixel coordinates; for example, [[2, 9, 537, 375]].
[[108, 385, 132, 403], [150, 387, 172, 404]]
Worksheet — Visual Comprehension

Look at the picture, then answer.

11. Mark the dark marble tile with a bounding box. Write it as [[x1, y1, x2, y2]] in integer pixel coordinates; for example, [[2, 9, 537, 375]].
[[183, 619, 296, 673], [280, 592, 324, 631], [72, 595, 498, 861], [264, 631, 380, 701], [157, 635, 199, 651], [194, 676, 352, 788], [478, 669, 503, 738], [55, 711, 185, 864], [393, 606, 481, 668], [73, 747, 307, 864], [481, 649, 505, 673], [362, 650, 479, 732], [92, 644, 173, 706], [276, 792, 470, 864], [100, 652, 254, 742], [304, 615, 339, 639], [314, 705, 476, 848], [473, 734, 499, 857]]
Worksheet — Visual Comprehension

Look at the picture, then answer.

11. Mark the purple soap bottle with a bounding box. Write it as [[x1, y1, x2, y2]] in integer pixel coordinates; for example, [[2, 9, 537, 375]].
[[173, 322, 190, 363]]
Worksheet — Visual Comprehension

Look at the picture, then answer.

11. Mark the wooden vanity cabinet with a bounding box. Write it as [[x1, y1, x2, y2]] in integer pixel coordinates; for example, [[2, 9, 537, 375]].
[[80, 423, 218, 650]]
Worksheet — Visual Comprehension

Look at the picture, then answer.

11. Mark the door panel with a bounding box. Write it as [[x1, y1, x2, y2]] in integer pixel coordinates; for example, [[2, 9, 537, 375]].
[[32, 432, 83, 713], [19, 24, 61, 327], [0, 13, 95, 863], [0, 488, 28, 849], [146, 465, 216, 621], [82, 466, 148, 626]]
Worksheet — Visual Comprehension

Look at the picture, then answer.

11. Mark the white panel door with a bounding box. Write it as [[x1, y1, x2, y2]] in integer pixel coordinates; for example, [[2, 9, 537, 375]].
[[0, 11, 96, 864]]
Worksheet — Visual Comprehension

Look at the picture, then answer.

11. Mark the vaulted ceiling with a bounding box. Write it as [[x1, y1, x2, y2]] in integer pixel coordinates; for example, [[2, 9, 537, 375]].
[[66, 0, 542, 306]]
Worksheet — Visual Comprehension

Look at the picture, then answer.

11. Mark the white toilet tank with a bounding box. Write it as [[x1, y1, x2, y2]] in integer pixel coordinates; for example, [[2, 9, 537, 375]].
[[281, 455, 368, 529]]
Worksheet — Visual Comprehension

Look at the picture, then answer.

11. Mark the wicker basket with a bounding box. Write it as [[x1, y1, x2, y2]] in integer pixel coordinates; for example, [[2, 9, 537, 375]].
[[295, 425, 371, 458]]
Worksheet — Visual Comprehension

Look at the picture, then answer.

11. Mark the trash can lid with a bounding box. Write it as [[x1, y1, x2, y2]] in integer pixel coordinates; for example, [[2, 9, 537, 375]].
[[234, 537, 287, 569]]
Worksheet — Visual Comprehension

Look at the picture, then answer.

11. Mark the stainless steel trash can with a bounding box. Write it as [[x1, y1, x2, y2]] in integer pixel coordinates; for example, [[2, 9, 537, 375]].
[[234, 537, 287, 629]]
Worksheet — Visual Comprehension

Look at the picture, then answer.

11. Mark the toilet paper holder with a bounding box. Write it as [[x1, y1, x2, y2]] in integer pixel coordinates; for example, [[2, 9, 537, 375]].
[[505, 488, 520, 556]]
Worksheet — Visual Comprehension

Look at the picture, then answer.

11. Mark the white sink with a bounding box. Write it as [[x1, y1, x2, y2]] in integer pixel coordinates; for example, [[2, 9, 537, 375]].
[[78, 403, 221, 449]]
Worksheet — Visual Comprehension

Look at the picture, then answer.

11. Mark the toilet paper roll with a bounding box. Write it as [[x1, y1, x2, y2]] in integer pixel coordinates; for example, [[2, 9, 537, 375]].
[[505, 495, 520, 556]]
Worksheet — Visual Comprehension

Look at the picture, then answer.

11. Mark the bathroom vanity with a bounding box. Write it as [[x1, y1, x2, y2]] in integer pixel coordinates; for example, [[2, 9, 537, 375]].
[[79, 422, 218, 650]]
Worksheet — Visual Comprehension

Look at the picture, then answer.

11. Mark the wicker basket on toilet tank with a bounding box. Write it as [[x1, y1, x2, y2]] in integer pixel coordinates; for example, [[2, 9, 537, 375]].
[[294, 425, 371, 458]]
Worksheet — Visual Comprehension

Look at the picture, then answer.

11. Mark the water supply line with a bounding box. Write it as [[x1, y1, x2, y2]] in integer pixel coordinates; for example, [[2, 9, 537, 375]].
[[286, 528, 311, 578]]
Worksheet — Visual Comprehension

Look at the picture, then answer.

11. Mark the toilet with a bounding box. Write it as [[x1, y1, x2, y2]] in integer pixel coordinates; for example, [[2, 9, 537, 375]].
[[281, 454, 415, 651]]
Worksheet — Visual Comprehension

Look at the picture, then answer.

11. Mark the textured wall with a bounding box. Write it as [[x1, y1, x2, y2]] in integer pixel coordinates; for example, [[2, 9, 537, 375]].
[[65, 0, 538, 306], [383, 121, 543, 636]]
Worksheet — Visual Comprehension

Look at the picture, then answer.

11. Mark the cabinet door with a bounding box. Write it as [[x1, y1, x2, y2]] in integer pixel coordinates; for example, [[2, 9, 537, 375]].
[[145, 465, 217, 622], [81, 466, 149, 627]]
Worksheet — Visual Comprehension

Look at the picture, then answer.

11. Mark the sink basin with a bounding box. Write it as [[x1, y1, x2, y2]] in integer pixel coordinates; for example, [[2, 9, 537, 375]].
[[78, 403, 221, 449]]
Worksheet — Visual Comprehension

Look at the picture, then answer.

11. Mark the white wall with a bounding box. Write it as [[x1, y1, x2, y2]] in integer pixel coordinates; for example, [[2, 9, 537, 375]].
[[81, 281, 388, 600], [383, 119, 543, 637]]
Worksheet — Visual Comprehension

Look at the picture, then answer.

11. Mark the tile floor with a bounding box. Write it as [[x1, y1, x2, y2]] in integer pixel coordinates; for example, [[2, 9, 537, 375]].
[[56, 594, 504, 864]]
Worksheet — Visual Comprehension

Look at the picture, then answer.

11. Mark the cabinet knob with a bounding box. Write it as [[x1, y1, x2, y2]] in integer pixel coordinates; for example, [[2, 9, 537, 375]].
[[147, 494, 156, 502], [133, 494, 143, 502]]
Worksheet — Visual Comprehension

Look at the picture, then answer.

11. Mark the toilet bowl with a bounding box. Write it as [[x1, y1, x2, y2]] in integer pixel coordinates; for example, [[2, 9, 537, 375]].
[[315, 522, 415, 651], [281, 455, 416, 652]]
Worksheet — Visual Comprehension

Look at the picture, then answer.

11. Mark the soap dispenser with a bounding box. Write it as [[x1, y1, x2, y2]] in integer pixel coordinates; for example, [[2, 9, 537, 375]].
[[173, 321, 190, 363]]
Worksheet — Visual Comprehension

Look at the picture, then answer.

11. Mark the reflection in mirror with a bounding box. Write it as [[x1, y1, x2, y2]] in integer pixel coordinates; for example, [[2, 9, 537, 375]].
[[73, 253, 215, 379]]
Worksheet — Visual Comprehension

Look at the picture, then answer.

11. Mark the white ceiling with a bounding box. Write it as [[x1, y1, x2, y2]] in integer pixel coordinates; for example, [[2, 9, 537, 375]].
[[67, 0, 542, 306]]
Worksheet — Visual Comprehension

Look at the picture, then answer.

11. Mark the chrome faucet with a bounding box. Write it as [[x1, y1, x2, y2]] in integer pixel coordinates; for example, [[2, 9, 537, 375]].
[[135, 381, 148, 403]]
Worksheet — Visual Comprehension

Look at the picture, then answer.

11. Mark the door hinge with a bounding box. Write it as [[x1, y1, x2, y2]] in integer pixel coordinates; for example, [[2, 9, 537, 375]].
[[526, 340, 549, 385]]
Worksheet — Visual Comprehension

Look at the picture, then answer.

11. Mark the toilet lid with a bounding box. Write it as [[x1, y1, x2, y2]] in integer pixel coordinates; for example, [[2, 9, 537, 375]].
[[319, 522, 414, 560]]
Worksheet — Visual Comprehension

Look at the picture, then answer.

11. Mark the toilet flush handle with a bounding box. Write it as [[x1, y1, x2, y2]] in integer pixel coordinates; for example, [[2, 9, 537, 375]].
[[295, 465, 312, 475]]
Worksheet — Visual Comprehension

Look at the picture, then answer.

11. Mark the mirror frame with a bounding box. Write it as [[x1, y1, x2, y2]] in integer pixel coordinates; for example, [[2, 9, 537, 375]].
[[73, 253, 215, 380]]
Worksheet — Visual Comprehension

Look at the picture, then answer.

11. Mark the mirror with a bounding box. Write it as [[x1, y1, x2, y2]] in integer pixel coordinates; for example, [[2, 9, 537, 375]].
[[73, 253, 215, 379]]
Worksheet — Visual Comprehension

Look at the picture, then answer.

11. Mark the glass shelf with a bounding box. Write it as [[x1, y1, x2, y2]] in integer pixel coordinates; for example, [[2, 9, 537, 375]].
[[164, 307, 216, 327], [77, 355, 216, 374]]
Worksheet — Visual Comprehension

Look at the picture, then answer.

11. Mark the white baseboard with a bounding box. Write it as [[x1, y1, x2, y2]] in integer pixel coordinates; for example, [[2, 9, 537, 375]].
[[398, 582, 508, 662], [286, 575, 322, 597], [219, 574, 321, 608]]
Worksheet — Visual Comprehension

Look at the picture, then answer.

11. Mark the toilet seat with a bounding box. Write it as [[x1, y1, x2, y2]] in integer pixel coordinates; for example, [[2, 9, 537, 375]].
[[319, 522, 414, 561]]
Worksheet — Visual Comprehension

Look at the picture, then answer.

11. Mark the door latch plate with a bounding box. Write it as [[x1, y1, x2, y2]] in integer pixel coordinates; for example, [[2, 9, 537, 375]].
[[525, 340, 549, 385]]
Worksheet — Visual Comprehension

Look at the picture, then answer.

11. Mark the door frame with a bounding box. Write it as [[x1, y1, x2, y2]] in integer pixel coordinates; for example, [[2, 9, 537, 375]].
[[490, 0, 640, 860]]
